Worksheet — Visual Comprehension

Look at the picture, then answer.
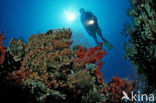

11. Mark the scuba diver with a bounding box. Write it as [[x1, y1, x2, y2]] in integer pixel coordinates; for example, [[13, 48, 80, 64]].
[[79, 8, 113, 50]]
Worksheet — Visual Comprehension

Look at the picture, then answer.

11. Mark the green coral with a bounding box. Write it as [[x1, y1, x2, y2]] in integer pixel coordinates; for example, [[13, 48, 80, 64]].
[[124, 0, 156, 90]]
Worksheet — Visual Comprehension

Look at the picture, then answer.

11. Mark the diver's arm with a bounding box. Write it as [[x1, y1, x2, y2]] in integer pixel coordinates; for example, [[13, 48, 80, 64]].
[[93, 15, 97, 22], [89, 12, 97, 23], [80, 13, 92, 36]]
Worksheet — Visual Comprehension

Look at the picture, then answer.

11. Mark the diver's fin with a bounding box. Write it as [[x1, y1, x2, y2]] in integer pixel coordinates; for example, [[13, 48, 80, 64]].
[[105, 42, 113, 50]]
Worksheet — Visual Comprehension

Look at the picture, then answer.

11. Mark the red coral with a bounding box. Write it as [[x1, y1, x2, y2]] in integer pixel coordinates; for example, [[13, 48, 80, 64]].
[[85, 68, 89, 73], [74, 43, 107, 81], [99, 42, 103, 49], [0, 32, 6, 65], [102, 76, 136, 102], [68, 40, 74, 46], [8, 67, 29, 86]]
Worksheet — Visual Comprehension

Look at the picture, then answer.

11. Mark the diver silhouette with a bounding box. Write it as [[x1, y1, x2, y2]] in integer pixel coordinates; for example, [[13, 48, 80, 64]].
[[79, 8, 113, 50]]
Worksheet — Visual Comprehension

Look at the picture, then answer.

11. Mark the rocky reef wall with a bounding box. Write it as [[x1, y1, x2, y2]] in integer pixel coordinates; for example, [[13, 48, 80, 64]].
[[124, 0, 156, 90]]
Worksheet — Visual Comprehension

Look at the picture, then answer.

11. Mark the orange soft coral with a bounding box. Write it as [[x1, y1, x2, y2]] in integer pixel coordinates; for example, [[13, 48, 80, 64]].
[[0, 32, 6, 65]]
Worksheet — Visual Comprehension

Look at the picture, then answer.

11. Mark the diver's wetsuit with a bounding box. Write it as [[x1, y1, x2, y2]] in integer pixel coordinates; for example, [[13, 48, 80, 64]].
[[80, 9, 113, 50]]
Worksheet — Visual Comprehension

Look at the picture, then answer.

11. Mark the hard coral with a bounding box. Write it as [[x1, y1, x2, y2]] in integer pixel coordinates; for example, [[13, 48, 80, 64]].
[[12, 29, 73, 86], [0, 32, 6, 65]]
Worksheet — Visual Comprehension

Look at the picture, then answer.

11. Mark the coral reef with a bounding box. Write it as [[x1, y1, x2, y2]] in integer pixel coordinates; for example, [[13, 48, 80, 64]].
[[9, 28, 74, 87], [0, 28, 136, 103], [6, 28, 109, 103], [9, 38, 26, 61], [124, 0, 156, 90], [0, 34, 23, 103], [0, 32, 6, 65], [105, 76, 135, 103], [73, 43, 107, 81]]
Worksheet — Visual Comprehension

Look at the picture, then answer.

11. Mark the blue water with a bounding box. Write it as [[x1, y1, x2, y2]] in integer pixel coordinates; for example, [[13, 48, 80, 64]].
[[0, 0, 137, 82]]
